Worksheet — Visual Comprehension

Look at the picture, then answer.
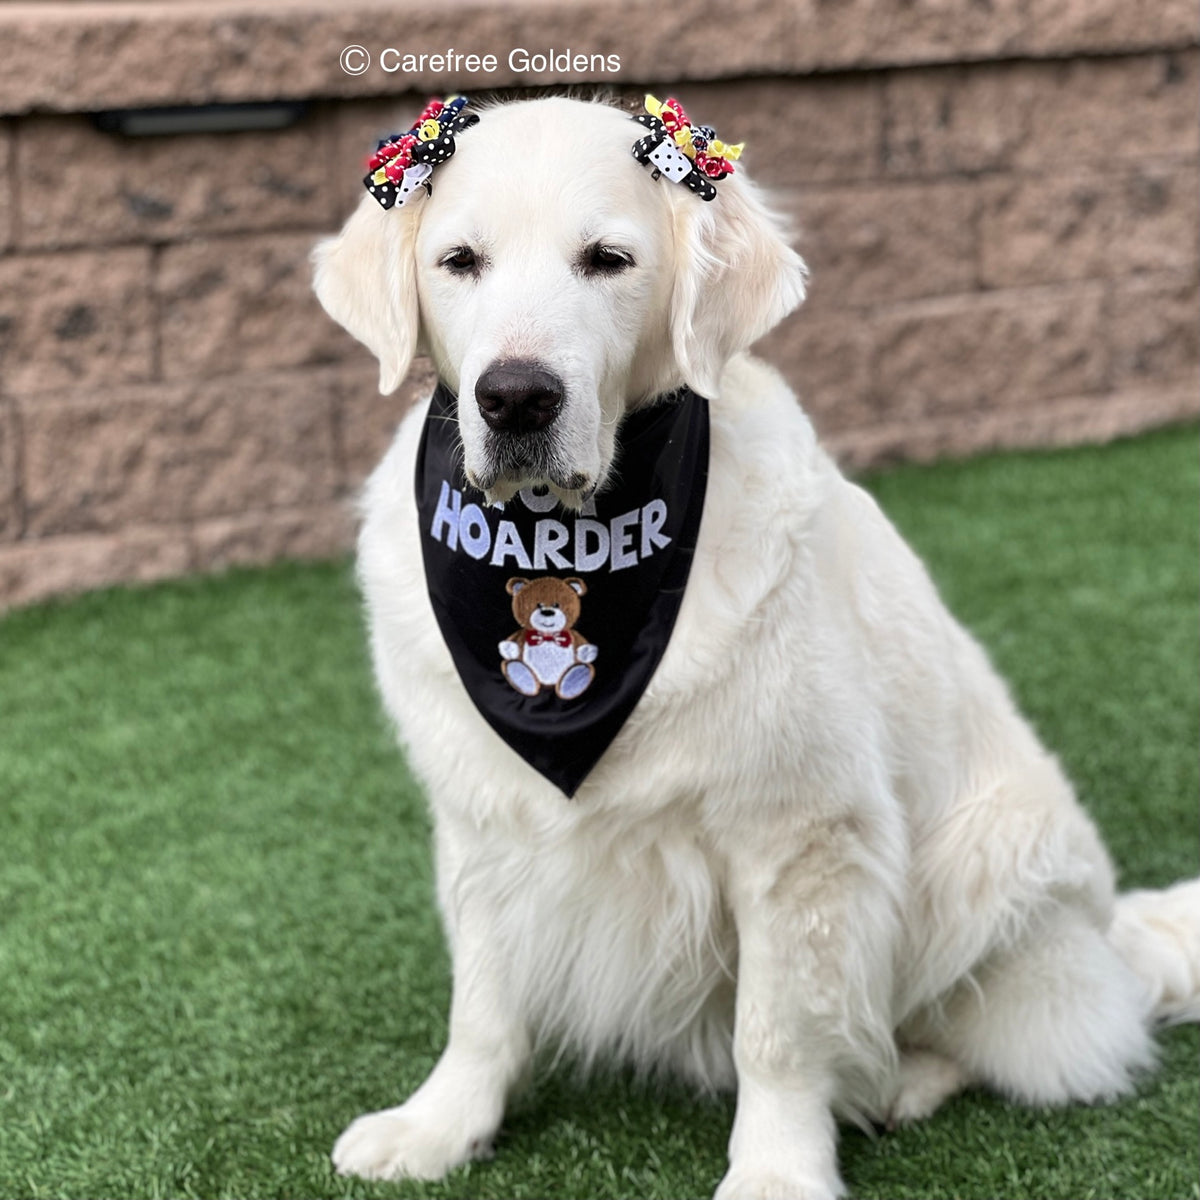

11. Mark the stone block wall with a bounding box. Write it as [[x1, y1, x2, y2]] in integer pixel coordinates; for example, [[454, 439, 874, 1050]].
[[0, 1, 1196, 608]]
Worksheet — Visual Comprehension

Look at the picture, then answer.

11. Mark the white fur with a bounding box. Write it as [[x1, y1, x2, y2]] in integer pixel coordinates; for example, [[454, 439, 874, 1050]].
[[1109, 879, 1200, 1025], [313, 96, 1200, 1199]]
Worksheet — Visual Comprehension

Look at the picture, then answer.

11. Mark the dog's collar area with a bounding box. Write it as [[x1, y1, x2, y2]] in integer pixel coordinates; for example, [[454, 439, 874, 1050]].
[[630, 94, 742, 202]]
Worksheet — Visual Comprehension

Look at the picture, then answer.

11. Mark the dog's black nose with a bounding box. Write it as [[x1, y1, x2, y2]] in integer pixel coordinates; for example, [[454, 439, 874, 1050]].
[[475, 360, 563, 434]]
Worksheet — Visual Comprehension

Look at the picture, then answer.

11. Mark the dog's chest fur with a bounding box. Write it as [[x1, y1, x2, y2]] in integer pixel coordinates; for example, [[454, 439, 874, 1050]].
[[451, 806, 741, 1087]]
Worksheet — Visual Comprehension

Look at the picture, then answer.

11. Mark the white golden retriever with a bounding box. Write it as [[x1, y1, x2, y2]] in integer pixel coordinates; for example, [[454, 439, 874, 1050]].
[[313, 96, 1200, 1199]]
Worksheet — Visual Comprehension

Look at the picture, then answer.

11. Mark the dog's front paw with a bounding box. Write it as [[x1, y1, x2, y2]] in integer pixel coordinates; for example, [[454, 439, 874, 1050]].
[[714, 1168, 844, 1200], [332, 1104, 492, 1182]]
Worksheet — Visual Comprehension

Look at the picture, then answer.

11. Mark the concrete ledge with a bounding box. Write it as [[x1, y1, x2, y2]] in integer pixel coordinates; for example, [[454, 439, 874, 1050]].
[[825, 384, 1200, 472], [0, 504, 353, 609], [1, 0, 1197, 116]]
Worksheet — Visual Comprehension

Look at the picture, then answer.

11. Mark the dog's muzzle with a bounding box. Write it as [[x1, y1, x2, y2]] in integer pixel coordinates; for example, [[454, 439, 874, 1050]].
[[469, 359, 592, 497]]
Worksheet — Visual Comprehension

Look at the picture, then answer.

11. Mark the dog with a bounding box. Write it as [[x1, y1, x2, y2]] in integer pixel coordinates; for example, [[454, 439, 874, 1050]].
[[312, 95, 1200, 1199]]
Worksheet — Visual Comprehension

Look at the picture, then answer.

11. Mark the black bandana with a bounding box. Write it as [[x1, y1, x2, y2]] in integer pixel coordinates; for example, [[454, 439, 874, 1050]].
[[415, 384, 710, 797]]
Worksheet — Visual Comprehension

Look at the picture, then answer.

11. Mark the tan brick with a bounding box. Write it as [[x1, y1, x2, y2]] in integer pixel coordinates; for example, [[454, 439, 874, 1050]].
[[1023, 0, 1198, 58], [189, 503, 353, 574], [788, 0, 1030, 74], [885, 52, 1200, 178], [792, 181, 977, 310], [0, 401, 19, 540], [0, 120, 13, 252], [21, 372, 340, 537], [884, 65, 1019, 177], [1, 0, 1196, 120], [0, 247, 153, 395], [338, 359, 434, 486], [871, 284, 1110, 419], [795, 0, 1192, 71], [639, 0, 802, 78], [1014, 52, 1199, 170], [0, 527, 192, 611], [828, 384, 1200, 472], [1109, 274, 1200, 389], [158, 233, 360, 380], [15, 112, 338, 251], [0, 501, 356, 611], [756, 311, 873, 434], [665, 76, 883, 188], [980, 164, 1199, 289]]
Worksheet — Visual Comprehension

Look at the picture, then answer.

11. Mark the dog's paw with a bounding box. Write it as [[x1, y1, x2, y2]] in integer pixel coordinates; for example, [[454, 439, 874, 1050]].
[[886, 1049, 965, 1129], [713, 1169, 843, 1200], [332, 1104, 492, 1182]]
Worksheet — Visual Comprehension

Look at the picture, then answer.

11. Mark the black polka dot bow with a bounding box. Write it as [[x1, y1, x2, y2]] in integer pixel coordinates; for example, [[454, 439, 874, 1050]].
[[631, 95, 743, 202], [363, 96, 480, 210]]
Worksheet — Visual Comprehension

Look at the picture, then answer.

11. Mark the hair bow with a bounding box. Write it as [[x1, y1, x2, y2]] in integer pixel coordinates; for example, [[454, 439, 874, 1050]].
[[631, 95, 743, 201], [363, 95, 480, 210]]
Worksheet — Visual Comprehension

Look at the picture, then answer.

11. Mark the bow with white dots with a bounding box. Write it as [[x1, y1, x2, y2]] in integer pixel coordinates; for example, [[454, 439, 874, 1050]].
[[630, 95, 743, 202], [363, 95, 480, 210]]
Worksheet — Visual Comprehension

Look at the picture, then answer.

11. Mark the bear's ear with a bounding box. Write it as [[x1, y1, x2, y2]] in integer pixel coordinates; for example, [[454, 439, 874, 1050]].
[[507, 578, 529, 596], [564, 577, 586, 596]]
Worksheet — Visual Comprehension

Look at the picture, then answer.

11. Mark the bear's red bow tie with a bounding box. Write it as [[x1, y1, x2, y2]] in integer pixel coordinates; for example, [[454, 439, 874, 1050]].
[[527, 630, 571, 648]]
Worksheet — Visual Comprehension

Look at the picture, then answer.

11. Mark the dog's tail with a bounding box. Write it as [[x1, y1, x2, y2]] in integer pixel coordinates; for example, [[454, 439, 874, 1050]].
[[1109, 878, 1200, 1025]]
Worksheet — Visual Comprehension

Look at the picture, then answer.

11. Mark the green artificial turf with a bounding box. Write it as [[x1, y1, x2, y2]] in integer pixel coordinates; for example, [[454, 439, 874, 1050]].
[[1, 425, 1197, 1200]]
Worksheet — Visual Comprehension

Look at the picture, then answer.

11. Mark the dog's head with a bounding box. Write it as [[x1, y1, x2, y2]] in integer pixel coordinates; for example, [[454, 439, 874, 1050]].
[[313, 96, 806, 506]]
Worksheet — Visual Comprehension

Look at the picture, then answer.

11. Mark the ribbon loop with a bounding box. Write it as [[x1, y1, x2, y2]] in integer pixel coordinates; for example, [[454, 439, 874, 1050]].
[[362, 95, 480, 210], [630, 95, 740, 202]]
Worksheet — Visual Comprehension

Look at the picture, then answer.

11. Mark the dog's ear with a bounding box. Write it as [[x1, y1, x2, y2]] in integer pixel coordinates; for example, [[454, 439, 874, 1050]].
[[668, 176, 808, 398], [311, 196, 420, 395]]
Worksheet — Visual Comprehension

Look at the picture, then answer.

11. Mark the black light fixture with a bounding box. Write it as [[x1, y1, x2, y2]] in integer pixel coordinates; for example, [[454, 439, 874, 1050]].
[[92, 101, 308, 137]]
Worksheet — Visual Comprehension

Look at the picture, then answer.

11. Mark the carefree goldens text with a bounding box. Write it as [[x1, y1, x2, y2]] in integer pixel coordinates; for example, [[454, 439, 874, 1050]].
[[378, 48, 621, 74]]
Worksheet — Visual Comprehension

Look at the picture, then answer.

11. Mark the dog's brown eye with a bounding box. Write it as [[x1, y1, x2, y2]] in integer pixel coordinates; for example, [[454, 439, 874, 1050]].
[[581, 244, 634, 276], [441, 247, 478, 274]]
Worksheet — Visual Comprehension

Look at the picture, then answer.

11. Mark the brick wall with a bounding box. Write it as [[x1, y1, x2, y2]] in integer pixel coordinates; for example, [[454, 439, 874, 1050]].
[[0, 4, 1196, 608]]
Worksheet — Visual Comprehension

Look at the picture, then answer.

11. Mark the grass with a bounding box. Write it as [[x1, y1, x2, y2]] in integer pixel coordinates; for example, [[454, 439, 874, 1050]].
[[1, 425, 1197, 1200]]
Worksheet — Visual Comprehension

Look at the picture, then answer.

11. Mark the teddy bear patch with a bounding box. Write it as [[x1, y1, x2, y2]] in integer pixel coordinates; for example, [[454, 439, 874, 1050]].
[[499, 576, 598, 700]]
